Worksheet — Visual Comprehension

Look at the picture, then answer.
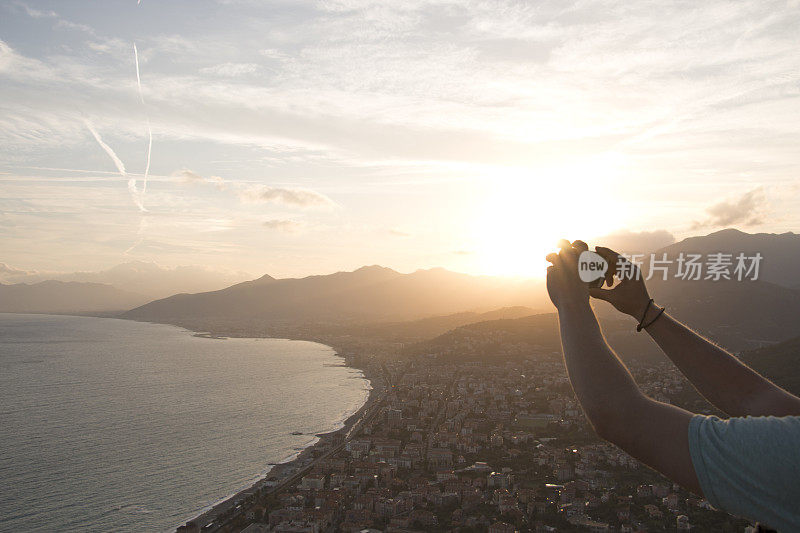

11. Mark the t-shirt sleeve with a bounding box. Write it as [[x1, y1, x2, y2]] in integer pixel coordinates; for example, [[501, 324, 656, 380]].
[[688, 414, 800, 532]]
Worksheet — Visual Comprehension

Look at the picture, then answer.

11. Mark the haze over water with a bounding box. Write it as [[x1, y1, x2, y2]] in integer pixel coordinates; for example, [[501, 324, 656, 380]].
[[0, 314, 370, 533]]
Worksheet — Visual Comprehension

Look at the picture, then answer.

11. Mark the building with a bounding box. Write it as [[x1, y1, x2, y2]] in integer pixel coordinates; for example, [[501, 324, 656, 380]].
[[488, 521, 518, 533], [514, 413, 555, 429], [427, 448, 453, 468], [300, 474, 325, 490]]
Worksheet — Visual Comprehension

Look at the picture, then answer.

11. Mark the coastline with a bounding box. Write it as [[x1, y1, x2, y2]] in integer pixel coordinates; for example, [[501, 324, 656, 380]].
[[177, 339, 383, 533], [0, 313, 379, 533]]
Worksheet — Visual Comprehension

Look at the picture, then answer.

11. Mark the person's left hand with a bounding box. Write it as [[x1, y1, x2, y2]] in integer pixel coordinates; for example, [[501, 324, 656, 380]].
[[546, 239, 590, 311]]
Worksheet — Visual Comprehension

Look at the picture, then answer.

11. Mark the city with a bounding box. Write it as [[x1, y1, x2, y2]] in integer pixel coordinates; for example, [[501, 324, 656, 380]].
[[179, 344, 752, 533]]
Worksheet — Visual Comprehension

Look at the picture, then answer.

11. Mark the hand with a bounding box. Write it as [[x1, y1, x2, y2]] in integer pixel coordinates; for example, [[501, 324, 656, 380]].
[[589, 246, 652, 319], [546, 239, 591, 311]]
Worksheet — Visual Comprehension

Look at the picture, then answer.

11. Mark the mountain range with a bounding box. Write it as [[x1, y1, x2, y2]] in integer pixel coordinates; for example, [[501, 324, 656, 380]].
[[647, 228, 800, 288], [123, 266, 548, 325], [4, 229, 799, 357], [0, 261, 251, 300], [0, 261, 251, 315], [0, 281, 147, 315], [121, 229, 800, 354]]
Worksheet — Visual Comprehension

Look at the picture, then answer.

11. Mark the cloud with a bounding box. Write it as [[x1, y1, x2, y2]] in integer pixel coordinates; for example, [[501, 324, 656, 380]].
[[451, 250, 473, 255], [692, 187, 767, 229], [18, 4, 58, 19], [172, 169, 333, 208], [0, 40, 42, 76], [200, 63, 259, 76], [595, 230, 676, 254], [0, 40, 14, 72], [174, 168, 205, 183], [0, 262, 33, 278], [388, 228, 411, 237], [263, 219, 302, 232], [239, 185, 335, 208], [173, 168, 226, 190], [3, 0, 800, 278], [14, 3, 95, 34]]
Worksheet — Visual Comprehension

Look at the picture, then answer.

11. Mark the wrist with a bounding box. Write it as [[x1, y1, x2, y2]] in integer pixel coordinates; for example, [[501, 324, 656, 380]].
[[558, 298, 592, 317], [640, 301, 664, 327], [630, 296, 652, 320]]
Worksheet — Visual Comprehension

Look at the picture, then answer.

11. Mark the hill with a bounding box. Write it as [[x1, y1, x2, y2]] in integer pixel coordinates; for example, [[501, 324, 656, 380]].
[[0, 261, 252, 300], [122, 266, 548, 326], [404, 313, 562, 360], [648, 228, 800, 288], [742, 335, 800, 396], [408, 280, 800, 362], [328, 306, 541, 344], [120, 229, 799, 353], [0, 281, 149, 315], [403, 311, 661, 362], [630, 279, 800, 351], [607, 228, 800, 351]]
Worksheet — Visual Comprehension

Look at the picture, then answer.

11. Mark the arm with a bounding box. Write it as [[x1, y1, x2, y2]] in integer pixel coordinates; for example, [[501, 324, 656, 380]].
[[547, 241, 702, 494], [645, 311, 800, 416], [590, 247, 800, 418]]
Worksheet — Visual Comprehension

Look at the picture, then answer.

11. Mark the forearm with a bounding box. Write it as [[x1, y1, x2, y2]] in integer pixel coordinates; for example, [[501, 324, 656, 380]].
[[645, 309, 800, 416], [558, 303, 644, 434], [547, 242, 703, 494]]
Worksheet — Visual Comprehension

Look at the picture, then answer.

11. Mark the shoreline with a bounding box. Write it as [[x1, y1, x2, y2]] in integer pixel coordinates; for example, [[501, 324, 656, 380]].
[[177, 339, 383, 533], [0, 313, 381, 533]]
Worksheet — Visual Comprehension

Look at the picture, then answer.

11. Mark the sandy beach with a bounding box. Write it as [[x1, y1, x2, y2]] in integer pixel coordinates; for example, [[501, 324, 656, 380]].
[[180, 353, 383, 532]]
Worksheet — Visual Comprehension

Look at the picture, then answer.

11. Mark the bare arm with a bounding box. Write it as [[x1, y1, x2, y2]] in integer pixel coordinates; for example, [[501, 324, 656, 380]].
[[644, 309, 800, 417], [590, 246, 800, 418], [548, 242, 701, 494]]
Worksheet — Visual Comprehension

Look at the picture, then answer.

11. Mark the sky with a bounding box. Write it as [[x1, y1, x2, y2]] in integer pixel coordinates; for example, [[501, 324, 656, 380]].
[[1, 0, 799, 279]]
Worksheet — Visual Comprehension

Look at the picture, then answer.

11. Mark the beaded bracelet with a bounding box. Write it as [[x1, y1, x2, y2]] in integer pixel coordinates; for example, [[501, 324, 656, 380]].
[[636, 298, 654, 332], [637, 299, 665, 332]]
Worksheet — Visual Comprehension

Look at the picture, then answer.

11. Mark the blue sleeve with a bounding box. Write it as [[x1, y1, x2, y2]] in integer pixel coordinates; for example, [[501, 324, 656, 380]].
[[688, 415, 800, 532]]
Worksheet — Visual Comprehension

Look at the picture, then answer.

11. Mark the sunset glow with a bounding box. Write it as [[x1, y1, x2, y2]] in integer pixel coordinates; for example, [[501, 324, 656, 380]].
[[472, 159, 627, 276], [0, 1, 798, 279]]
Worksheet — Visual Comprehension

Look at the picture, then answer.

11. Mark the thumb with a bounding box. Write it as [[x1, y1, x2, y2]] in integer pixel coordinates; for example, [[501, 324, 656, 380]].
[[589, 287, 615, 302]]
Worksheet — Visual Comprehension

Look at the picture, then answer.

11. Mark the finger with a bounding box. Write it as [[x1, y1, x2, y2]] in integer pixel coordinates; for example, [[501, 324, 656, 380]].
[[558, 246, 577, 265], [594, 246, 621, 264], [557, 238, 573, 251], [571, 240, 588, 253], [589, 287, 615, 302], [595, 246, 623, 281], [545, 252, 560, 265], [558, 239, 579, 261]]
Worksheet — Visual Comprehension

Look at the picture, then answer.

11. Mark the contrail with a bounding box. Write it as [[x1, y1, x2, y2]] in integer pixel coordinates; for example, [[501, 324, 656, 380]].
[[84, 119, 146, 212], [133, 43, 143, 103], [133, 43, 152, 196], [84, 119, 126, 176]]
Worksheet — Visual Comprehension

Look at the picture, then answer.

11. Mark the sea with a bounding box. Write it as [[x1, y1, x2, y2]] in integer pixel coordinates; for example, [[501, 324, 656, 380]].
[[0, 313, 371, 532]]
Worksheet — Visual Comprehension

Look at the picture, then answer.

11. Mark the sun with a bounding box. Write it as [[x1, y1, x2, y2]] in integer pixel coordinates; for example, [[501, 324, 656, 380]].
[[470, 159, 627, 277]]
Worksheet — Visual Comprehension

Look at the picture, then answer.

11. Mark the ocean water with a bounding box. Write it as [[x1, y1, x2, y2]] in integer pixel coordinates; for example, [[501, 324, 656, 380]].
[[0, 314, 370, 532]]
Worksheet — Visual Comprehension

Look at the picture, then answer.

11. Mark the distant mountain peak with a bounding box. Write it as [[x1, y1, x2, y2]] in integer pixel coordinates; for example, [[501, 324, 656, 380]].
[[655, 228, 800, 288], [412, 267, 461, 276], [707, 228, 748, 237], [354, 265, 397, 273], [123, 265, 548, 324], [0, 279, 148, 314]]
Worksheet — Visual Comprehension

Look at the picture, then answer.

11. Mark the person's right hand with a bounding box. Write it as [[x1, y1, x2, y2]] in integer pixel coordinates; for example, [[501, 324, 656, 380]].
[[589, 246, 652, 320]]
